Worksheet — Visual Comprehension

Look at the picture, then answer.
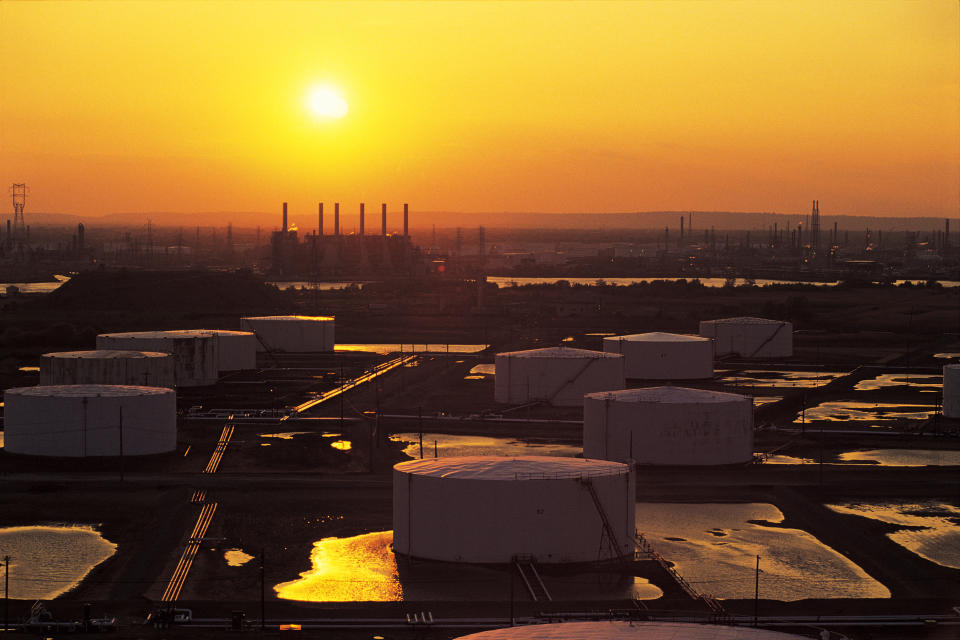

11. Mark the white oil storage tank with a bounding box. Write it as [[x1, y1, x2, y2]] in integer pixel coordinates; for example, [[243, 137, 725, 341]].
[[393, 456, 635, 564], [583, 387, 753, 465], [240, 315, 335, 352], [602, 332, 713, 379], [494, 346, 624, 406], [40, 350, 176, 387], [96, 331, 219, 387], [699, 317, 793, 358], [171, 329, 257, 371], [3, 385, 176, 457], [943, 364, 960, 418], [455, 621, 809, 640]]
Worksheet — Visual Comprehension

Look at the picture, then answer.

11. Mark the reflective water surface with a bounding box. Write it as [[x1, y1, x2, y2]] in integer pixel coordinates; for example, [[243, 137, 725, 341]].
[[391, 433, 581, 459], [488, 277, 842, 288], [224, 548, 255, 566], [275, 530, 662, 603], [335, 344, 488, 355], [720, 370, 845, 389], [797, 401, 938, 423], [838, 449, 960, 466], [825, 501, 960, 570], [469, 363, 496, 376], [855, 374, 942, 392], [0, 525, 117, 599], [275, 531, 402, 601], [635, 503, 889, 600]]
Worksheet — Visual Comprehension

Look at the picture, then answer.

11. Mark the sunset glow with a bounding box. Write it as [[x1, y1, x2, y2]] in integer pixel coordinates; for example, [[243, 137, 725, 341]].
[[0, 1, 957, 220]]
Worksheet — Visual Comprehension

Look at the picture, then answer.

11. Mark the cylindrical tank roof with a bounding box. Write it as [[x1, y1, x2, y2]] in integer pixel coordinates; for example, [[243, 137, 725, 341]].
[[455, 621, 808, 639], [497, 346, 622, 359], [240, 315, 334, 322], [98, 330, 216, 339], [586, 386, 749, 404], [709, 316, 783, 325], [605, 332, 709, 342], [6, 384, 172, 398], [43, 350, 169, 360], [394, 455, 629, 480]]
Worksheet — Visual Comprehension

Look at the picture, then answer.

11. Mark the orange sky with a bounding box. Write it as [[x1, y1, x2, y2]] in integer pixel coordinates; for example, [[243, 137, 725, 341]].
[[1, 1, 957, 222]]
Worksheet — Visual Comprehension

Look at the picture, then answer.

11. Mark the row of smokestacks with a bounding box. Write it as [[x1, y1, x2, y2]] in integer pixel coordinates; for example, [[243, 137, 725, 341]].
[[282, 202, 409, 237]]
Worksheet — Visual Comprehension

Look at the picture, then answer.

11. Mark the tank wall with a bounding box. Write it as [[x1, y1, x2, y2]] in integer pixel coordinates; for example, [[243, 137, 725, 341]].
[[96, 335, 219, 386], [40, 354, 176, 387], [215, 333, 257, 371], [699, 321, 792, 358], [603, 339, 713, 379], [240, 319, 335, 352], [943, 366, 960, 418], [393, 469, 634, 563], [3, 390, 176, 457], [494, 354, 625, 406], [584, 396, 753, 465]]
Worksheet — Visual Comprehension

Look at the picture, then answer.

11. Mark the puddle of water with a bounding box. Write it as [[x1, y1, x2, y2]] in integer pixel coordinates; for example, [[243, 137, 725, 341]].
[[260, 443, 271, 447], [721, 370, 845, 389], [335, 344, 488, 355], [561, 336, 574, 343], [464, 375, 487, 380], [797, 402, 938, 423], [321, 432, 342, 438], [469, 364, 495, 376], [762, 454, 817, 464], [330, 440, 352, 451], [275, 531, 402, 601], [260, 432, 311, 440], [276, 531, 661, 603], [825, 501, 960, 570], [838, 449, 960, 466], [390, 433, 581, 459], [224, 548, 255, 567], [752, 396, 782, 407], [635, 503, 889, 600], [933, 353, 960, 360], [0, 275, 70, 294], [17, 366, 40, 373], [0, 525, 117, 599], [585, 332, 618, 337], [855, 374, 942, 392]]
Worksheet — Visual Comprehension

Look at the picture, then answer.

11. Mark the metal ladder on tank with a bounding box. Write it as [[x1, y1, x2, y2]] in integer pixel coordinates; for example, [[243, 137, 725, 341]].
[[579, 478, 630, 569], [513, 555, 552, 602]]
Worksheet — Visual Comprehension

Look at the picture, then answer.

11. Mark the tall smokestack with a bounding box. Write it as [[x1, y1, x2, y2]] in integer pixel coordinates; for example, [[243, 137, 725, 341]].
[[946, 219, 950, 248], [359, 203, 365, 236], [381, 203, 387, 236], [282, 202, 288, 233], [318, 202, 324, 236], [403, 203, 409, 236], [334, 203, 340, 235], [680, 215, 684, 240]]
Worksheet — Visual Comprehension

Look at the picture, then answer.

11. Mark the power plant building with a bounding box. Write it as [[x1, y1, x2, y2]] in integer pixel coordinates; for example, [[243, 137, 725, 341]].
[[583, 387, 754, 466], [602, 332, 713, 379], [494, 346, 625, 406], [40, 350, 176, 387], [240, 315, 335, 352], [3, 385, 176, 457], [393, 456, 635, 564], [699, 317, 793, 358], [96, 330, 219, 387]]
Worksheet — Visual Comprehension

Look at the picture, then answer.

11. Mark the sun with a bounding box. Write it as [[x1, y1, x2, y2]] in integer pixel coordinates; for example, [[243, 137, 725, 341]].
[[307, 86, 348, 119]]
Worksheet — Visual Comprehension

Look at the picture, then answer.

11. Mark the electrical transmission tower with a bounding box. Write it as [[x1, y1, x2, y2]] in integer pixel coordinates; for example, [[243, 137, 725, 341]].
[[10, 184, 27, 234]]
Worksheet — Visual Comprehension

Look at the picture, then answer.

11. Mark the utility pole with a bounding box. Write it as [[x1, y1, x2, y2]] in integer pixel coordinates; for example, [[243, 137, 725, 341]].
[[260, 548, 266, 631], [4, 555, 9, 633], [754, 555, 760, 626], [119, 406, 124, 482]]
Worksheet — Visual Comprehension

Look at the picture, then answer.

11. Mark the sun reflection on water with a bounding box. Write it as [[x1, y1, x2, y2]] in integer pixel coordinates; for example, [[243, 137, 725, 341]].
[[274, 531, 401, 602]]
